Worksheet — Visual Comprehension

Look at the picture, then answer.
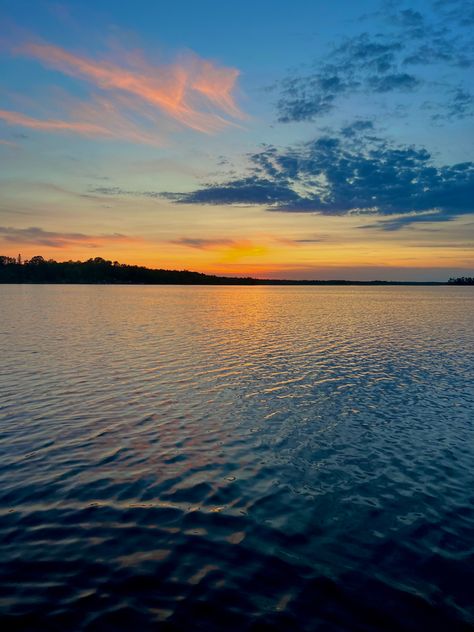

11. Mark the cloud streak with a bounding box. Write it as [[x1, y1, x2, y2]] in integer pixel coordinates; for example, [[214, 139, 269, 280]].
[[0, 226, 142, 248], [0, 108, 120, 139], [13, 41, 243, 136], [169, 237, 237, 250], [0, 138, 19, 147]]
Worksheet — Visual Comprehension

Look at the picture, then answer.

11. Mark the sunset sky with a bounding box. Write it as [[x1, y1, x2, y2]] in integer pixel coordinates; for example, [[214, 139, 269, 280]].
[[0, 0, 473, 280]]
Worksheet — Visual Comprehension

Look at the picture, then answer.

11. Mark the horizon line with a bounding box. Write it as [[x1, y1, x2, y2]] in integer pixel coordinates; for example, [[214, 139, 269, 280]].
[[1, 253, 472, 285]]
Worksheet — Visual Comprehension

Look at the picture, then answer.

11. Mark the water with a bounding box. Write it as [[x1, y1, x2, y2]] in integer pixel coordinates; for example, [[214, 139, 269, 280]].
[[0, 285, 473, 631]]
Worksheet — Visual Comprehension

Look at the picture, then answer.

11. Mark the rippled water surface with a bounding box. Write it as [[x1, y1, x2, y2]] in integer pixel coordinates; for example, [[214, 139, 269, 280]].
[[1, 285, 473, 631]]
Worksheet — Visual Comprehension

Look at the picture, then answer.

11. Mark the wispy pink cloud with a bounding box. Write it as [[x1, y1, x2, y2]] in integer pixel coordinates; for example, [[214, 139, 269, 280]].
[[0, 138, 19, 148], [0, 95, 166, 145], [0, 109, 114, 136], [12, 40, 243, 137]]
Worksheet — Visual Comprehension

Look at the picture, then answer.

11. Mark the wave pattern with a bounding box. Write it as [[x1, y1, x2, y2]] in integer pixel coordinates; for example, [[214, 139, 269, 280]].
[[0, 285, 473, 630]]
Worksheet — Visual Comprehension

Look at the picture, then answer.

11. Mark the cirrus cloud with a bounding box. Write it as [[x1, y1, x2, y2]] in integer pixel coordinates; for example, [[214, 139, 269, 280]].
[[1, 38, 244, 144], [16, 41, 243, 133]]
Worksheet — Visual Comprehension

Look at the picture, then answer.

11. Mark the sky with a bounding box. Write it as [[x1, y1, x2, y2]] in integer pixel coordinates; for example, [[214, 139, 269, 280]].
[[0, 0, 473, 280]]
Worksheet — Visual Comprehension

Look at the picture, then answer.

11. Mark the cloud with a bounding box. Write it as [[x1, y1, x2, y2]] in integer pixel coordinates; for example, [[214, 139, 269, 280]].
[[89, 186, 162, 198], [397, 9, 425, 28], [290, 237, 326, 243], [274, 33, 418, 122], [431, 87, 474, 121], [167, 237, 269, 262], [341, 120, 375, 137], [273, 4, 473, 122], [163, 178, 301, 206], [357, 211, 453, 231], [0, 226, 141, 248], [12, 40, 243, 137], [333, 34, 403, 73], [368, 72, 420, 92], [276, 84, 337, 123], [433, 0, 474, 27], [0, 138, 19, 148], [165, 122, 474, 228], [169, 237, 237, 250], [0, 105, 156, 143]]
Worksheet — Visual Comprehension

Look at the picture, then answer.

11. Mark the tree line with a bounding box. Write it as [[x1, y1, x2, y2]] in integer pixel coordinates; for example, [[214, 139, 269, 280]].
[[448, 277, 474, 285], [0, 256, 261, 285], [0, 255, 468, 285]]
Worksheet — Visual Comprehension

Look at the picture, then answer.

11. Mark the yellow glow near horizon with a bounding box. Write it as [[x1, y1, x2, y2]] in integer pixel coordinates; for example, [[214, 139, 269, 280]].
[[6, 230, 472, 281]]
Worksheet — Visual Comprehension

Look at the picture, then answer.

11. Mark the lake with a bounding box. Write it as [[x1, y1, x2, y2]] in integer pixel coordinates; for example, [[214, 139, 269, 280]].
[[0, 285, 473, 631]]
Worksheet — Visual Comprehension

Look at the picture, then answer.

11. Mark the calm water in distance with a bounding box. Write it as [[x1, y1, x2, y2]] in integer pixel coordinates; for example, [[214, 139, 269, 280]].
[[0, 285, 473, 631]]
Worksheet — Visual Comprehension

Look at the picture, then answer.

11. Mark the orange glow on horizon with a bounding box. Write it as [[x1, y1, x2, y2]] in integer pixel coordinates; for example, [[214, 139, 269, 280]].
[[4, 233, 472, 281]]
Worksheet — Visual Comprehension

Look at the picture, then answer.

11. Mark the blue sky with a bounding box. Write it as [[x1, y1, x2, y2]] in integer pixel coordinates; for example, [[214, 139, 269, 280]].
[[0, 0, 473, 279]]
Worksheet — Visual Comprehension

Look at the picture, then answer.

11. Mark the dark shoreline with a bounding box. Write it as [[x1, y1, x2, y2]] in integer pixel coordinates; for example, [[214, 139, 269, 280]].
[[1, 256, 472, 285], [0, 280, 453, 285]]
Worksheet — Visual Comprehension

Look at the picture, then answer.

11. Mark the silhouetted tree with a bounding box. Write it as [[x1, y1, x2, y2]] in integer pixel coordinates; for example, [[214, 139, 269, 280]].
[[448, 277, 474, 285], [27, 255, 46, 265], [0, 254, 458, 285], [0, 256, 17, 265]]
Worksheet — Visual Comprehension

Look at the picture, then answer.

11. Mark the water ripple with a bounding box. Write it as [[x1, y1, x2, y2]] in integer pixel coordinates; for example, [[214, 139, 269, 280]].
[[0, 285, 473, 630]]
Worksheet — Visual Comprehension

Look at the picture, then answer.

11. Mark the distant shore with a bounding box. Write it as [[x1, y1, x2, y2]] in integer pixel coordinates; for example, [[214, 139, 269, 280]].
[[1, 256, 472, 285]]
